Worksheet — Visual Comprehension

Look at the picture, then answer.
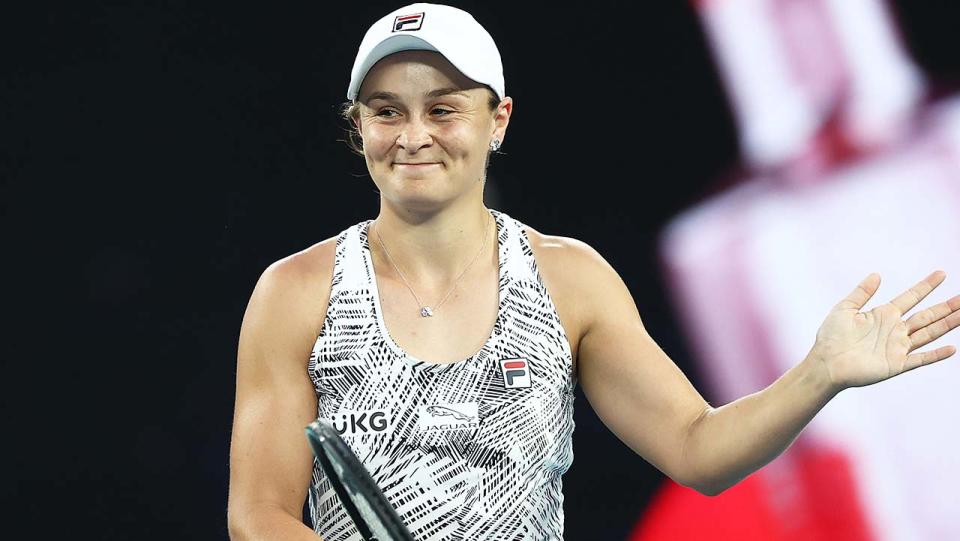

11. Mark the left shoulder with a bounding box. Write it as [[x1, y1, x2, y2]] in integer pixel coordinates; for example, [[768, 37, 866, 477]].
[[520, 224, 623, 362], [521, 224, 616, 279]]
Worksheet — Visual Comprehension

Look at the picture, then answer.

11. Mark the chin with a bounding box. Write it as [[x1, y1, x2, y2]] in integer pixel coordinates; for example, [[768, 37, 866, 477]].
[[381, 183, 466, 211], [385, 195, 451, 215]]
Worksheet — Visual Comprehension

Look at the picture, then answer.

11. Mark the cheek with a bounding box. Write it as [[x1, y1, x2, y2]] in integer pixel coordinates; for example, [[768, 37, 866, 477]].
[[441, 127, 483, 157], [362, 125, 397, 157]]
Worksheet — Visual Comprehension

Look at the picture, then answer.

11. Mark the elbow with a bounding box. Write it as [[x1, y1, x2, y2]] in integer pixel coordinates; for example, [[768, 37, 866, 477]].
[[678, 406, 727, 496], [227, 502, 260, 541], [227, 522, 244, 541], [227, 509, 247, 541], [673, 477, 725, 497], [693, 482, 727, 497], [682, 474, 745, 497], [227, 502, 312, 540], [674, 476, 724, 497], [227, 525, 244, 541]]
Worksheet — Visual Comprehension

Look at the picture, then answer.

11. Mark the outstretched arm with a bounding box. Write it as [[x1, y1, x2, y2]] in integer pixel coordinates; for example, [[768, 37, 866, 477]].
[[573, 238, 959, 496], [683, 271, 959, 495]]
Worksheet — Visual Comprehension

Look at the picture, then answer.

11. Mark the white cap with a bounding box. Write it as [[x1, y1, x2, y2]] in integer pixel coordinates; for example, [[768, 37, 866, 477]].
[[347, 3, 505, 102]]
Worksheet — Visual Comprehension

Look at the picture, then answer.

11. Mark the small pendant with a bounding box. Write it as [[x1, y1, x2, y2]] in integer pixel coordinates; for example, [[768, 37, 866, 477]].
[[420, 306, 434, 317]]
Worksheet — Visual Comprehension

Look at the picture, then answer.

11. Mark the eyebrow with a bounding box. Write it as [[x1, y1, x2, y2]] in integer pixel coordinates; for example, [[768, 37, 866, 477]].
[[362, 87, 470, 103]]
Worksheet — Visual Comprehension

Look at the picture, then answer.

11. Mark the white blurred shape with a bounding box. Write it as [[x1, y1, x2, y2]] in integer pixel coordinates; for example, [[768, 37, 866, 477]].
[[659, 97, 960, 539], [822, 0, 924, 148], [699, 0, 822, 167], [696, 0, 924, 168]]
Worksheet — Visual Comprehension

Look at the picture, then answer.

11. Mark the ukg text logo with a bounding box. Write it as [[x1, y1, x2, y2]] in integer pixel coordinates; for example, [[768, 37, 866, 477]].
[[330, 409, 391, 436]]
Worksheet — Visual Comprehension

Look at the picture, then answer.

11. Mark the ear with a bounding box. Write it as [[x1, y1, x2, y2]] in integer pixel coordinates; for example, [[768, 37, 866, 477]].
[[492, 96, 513, 144]]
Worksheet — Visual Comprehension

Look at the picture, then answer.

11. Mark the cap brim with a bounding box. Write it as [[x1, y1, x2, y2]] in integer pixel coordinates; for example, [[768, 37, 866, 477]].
[[348, 35, 439, 101]]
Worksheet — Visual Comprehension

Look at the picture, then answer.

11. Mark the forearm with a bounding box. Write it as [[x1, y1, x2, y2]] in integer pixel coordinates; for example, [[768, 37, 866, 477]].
[[228, 505, 323, 541], [681, 353, 839, 495]]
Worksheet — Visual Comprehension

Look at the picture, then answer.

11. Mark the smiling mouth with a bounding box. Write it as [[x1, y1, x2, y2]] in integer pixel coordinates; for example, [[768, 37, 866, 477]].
[[395, 162, 440, 166]]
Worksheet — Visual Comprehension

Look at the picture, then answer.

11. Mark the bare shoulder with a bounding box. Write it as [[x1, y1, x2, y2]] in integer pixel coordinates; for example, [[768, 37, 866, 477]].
[[522, 225, 621, 364], [266, 234, 338, 290], [247, 234, 339, 346], [522, 225, 610, 271]]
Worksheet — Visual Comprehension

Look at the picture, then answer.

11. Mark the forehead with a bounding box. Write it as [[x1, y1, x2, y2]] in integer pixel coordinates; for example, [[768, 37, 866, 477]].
[[357, 50, 484, 102]]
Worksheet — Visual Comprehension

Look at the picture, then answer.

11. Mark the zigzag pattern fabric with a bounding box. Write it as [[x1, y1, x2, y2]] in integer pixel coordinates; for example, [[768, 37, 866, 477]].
[[307, 209, 576, 540]]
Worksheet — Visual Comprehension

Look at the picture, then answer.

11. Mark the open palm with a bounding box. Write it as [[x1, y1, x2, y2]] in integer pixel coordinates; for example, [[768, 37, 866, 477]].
[[811, 270, 960, 391]]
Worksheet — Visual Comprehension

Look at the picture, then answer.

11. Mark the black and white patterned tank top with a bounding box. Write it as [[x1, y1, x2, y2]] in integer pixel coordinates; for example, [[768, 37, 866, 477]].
[[307, 209, 576, 540]]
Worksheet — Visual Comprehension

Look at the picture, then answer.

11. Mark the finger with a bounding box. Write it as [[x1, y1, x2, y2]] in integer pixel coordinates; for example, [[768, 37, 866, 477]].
[[835, 272, 882, 311], [903, 345, 957, 373], [889, 270, 946, 315], [906, 294, 960, 334], [910, 305, 960, 351]]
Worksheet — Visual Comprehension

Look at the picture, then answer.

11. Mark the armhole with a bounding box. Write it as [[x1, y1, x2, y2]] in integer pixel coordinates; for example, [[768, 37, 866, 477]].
[[518, 225, 577, 386], [305, 233, 342, 391]]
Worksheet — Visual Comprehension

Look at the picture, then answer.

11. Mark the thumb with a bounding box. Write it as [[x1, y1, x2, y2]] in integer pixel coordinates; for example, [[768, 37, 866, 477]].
[[834, 272, 881, 311]]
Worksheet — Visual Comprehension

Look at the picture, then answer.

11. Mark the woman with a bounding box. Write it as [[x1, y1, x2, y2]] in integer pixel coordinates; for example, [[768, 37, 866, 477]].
[[227, 3, 960, 540]]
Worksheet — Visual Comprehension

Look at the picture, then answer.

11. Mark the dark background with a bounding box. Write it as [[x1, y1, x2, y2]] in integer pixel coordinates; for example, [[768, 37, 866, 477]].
[[4, 1, 959, 539]]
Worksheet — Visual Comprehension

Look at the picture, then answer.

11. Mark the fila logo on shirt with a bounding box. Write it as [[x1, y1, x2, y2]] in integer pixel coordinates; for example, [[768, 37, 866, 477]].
[[393, 12, 424, 32], [500, 358, 532, 389], [329, 409, 391, 436]]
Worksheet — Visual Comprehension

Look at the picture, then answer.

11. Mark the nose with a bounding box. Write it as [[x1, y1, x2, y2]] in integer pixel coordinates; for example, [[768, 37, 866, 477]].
[[396, 116, 433, 153]]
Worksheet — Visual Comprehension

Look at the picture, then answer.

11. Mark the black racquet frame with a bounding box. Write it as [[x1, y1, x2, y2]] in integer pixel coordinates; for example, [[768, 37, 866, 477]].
[[304, 419, 415, 541]]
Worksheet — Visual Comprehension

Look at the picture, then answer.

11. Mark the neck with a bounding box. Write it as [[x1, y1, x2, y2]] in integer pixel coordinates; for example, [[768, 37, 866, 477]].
[[370, 200, 495, 288]]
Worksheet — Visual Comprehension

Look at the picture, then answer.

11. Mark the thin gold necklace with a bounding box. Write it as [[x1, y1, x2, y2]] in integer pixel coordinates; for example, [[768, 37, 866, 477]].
[[373, 211, 492, 317]]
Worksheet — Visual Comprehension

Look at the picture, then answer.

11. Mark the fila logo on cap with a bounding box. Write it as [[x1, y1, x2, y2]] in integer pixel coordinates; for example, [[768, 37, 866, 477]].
[[500, 358, 532, 389], [393, 12, 425, 32]]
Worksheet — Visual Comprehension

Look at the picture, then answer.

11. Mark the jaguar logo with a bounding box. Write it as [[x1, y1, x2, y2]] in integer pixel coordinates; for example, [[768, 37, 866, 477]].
[[426, 405, 471, 421], [419, 403, 479, 431]]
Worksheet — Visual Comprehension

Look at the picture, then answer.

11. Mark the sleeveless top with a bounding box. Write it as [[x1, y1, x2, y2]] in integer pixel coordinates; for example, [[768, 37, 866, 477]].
[[306, 209, 577, 541]]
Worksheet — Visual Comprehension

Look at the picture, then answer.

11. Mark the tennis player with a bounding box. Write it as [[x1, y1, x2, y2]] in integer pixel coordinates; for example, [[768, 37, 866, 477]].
[[227, 3, 960, 540]]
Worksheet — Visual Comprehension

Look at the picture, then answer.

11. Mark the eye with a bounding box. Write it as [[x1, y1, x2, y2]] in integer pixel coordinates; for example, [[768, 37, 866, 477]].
[[375, 109, 398, 118], [432, 108, 454, 115]]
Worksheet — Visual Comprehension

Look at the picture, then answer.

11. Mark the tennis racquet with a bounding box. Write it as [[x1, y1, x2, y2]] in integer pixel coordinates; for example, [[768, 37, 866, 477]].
[[304, 419, 415, 541]]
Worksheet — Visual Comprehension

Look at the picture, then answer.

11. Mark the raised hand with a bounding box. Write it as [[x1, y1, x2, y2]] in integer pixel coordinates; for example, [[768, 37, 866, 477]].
[[810, 270, 960, 392]]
